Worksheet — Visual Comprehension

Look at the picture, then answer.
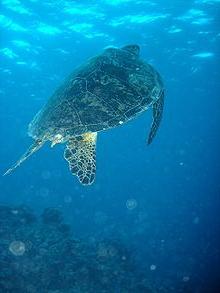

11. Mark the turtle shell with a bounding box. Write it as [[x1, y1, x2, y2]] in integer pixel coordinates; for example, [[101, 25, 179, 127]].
[[29, 45, 163, 140]]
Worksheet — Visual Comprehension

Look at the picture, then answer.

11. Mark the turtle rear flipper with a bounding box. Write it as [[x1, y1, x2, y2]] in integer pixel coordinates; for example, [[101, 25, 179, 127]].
[[147, 90, 164, 145], [4, 139, 45, 176], [64, 132, 97, 185]]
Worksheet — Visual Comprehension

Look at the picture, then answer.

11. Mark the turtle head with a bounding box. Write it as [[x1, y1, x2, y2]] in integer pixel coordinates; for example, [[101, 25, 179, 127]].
[[121, 44, 140, 57]]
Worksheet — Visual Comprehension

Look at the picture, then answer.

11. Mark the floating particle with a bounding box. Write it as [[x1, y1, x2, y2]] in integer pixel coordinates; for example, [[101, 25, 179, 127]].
[[193, 216, 200, 224], [191, 67, 199, 74], [150, 264, 157, 271], [94, 211, 108, 224], [108, 245, 118, 257], [64, 195, 72, 203], [97, 245, 108, 257], [37, 187, 50, 197], [41, 170, 51, 180], [183, 276, 190, 282], [9, 241, 25, 256], [126, 198, 137, 210]]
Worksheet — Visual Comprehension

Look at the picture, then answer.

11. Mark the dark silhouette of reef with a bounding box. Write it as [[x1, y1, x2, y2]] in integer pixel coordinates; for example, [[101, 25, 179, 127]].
[[0, 205, 151, 293]]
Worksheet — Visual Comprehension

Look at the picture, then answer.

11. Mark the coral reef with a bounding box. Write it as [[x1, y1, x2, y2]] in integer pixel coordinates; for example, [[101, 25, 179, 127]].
[[0, 206, 151, 293]]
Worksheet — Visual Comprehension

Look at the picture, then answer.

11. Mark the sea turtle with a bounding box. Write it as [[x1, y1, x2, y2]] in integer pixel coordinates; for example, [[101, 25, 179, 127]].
[[4, 45, 164, 185]]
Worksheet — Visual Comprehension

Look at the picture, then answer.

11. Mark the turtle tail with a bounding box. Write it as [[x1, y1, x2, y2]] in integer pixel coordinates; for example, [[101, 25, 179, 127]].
[[3, 139, 44, 176], [147, 90, 164, 145]]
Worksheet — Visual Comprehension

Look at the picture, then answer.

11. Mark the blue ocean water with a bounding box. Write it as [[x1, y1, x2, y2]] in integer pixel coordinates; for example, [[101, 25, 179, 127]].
[[0, 0, 220, 292]]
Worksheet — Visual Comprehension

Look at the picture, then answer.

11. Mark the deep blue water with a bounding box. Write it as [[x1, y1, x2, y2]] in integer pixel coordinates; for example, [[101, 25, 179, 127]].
[[0, 0, 220, 292]]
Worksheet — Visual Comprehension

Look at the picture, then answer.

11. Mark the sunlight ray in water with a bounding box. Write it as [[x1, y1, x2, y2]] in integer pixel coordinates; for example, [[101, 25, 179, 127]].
[[192, 52, 214, 58]]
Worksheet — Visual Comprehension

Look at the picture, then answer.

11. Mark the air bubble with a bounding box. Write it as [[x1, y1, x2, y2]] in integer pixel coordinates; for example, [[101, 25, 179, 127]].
[[64, 195, 72, 203], [183, 276, 190, 282], [41, 170, 51, 180], [150, 264, 157, 271], [9, 241, 25, 256], [126, 199, 137, 210], [193, 217, 200, 224]]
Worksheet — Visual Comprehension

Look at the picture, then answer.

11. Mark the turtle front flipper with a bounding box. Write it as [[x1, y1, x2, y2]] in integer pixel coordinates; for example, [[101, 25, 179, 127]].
[[4, 139, 45, 176], [64, 132, 97, 185], [147, 90, 164, 145]]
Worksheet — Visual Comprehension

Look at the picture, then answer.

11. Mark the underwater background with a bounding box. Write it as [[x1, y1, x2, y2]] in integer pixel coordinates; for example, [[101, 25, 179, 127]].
[[0, 0, 220, 292]]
